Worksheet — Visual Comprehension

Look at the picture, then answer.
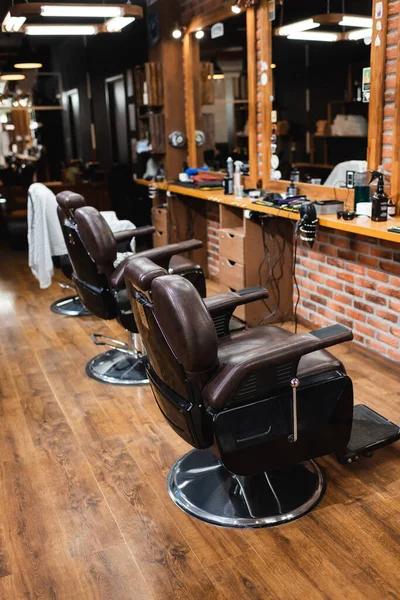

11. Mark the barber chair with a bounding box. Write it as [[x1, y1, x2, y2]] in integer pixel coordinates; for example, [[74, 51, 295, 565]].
[[58, 197, 206, 385], [54, 191, 157, 317], [124, 258, 400, 528]]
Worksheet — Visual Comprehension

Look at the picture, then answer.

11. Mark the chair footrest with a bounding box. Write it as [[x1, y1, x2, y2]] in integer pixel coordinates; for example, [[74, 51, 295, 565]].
[[336, 404, 400, 464]]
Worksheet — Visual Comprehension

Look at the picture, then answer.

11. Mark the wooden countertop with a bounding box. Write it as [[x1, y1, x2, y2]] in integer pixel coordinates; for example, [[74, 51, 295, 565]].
[[136, 179, 400, 243]]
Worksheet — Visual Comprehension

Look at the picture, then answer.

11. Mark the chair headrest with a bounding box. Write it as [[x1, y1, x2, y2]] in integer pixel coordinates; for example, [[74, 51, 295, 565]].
[[74, 205, 117, 267], [125, 257, 167, 293], [56, 191, 86, 216]]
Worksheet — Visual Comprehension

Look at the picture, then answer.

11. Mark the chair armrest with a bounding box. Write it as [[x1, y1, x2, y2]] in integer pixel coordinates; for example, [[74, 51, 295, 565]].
[[204, 286, 268, 316], [109, 256, 133, 290], [137, 239, 203, 267], [203, 325, 353, 409], [113, 225, 155, 243]]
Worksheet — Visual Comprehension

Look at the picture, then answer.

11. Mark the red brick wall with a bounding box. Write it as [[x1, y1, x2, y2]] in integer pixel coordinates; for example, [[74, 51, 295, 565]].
[[295, 229, 400, 363], [206, 203, 220, 279]]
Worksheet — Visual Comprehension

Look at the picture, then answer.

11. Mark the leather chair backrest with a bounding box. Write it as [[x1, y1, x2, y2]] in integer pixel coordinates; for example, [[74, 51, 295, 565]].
[[74, 206, 117, 276], [58, 203, 117, 320], [126, 258, 219, 399]]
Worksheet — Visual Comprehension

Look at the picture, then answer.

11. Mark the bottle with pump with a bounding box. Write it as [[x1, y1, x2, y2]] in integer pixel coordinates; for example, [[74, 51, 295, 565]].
[[370, 170, 388, 222]]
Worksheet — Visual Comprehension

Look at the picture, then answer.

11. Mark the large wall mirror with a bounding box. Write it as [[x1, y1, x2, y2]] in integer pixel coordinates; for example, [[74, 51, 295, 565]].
[[264, 0, 385, 200], [272, 0, 372, 188], [184, 5, 257, 183]]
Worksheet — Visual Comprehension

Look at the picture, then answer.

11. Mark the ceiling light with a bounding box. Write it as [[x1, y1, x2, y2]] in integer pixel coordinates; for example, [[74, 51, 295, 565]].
[[1, 58, 26, 81], [339, 16, 373, 28], [195, 29, 205, 39], [213, 74, 225, 79], [231, 2, 241, 13], [172, 26, 182, 39], [277, 19, 320, 37], [288, 31, 338, 42], [41, 5, 123, 18], [25, 24, 98, 35], [14, 38, 43, 69], [105, 16, 135, 32], [2, 12, 26, 32], [347, 28, 373, 41], [212, 59, 225, 79]]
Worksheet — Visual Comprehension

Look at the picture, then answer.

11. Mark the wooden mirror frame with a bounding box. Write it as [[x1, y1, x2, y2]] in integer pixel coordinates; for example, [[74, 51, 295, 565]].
[[183, 4, 258, 185], [260, 0, 387, 203]]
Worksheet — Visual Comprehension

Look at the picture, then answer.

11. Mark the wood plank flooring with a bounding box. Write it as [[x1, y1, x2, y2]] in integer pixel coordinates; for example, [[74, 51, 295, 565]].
[[0, 248, 399, 599]]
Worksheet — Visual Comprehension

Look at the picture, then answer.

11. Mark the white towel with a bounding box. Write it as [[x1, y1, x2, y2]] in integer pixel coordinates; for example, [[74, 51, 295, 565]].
[[27, 185, 137, 289], [28, 183, 67, 289]]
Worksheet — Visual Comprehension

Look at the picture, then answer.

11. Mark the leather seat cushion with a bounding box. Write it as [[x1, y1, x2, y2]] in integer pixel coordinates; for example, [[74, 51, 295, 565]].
[[168, 254, 200, 274], [203, 326, 344, 410]]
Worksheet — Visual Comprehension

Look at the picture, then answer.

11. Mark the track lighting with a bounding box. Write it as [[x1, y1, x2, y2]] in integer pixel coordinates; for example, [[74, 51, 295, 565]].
[[195, 29, 205, 39], [231, 1, 241, 13]]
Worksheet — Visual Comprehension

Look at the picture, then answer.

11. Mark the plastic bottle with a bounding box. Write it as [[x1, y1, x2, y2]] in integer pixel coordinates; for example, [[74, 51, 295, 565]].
[[233, 160, 243, 197]]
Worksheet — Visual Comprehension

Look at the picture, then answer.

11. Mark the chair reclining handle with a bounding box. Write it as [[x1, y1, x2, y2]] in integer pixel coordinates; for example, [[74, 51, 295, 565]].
[[91, 333, 136, 356], [56, 280, 76, 291]]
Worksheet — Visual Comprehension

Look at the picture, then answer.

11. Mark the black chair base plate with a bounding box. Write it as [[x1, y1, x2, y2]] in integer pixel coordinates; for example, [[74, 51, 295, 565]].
[[50, 296, 90, 317], [336, 404, 400, 464], [86, 349, 149, 386], [167, 448, 325, 529]]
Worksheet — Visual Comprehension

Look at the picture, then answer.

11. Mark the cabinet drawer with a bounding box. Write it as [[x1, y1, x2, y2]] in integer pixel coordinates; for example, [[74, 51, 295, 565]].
[[153, 230, 168, 247], [219, 227, 245, 264], [220, 285, 245, 322], [219, 257, 245, 291], [152, 206, 168, 232]]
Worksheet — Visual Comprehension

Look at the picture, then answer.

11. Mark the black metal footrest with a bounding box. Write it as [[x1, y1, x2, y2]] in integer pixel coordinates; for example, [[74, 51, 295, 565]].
[[336, 404, 400, 464]]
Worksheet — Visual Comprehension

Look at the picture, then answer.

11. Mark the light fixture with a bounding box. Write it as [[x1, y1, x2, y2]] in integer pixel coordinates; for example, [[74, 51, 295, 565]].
[[2, 12, 26, 32], [271, 63, 276, 69], [346, 28, 373, 41], [277, 18, 320, 37], [2, 3, 142, 34], [0, 58, 26, 81], [25, 24, 98, 35], [14, 38, 43, 69], [288, 31, 339, 42], [105, 17, 135, 32], [195, 29, 205, 39], [339, 16, 373, 28], [41, 5, 123, 18], [172, 24, 183, 39], [231, 1, 241, 14], [212, 59, 225, 80]]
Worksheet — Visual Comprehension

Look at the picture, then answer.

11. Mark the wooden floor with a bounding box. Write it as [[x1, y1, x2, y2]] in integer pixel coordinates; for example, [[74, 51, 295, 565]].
[[0, 248, 399, 600]]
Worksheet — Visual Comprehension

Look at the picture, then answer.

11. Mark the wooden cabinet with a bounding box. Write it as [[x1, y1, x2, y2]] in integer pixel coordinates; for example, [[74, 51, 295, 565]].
[[219, 227, 245, 264]]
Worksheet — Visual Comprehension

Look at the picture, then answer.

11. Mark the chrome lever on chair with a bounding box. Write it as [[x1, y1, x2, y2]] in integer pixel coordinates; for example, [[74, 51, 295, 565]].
[[56, 280, 76, 291], [91, 334, 135, 356], [288, 378, 300, 443]]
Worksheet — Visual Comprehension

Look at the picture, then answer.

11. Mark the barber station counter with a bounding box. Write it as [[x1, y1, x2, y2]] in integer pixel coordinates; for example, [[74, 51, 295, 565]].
[[137, 179, 400, 244], [137, 178, 400, 364]]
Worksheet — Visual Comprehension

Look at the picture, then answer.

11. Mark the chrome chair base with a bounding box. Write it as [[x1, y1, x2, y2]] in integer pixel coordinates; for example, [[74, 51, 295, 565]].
[[86, 349, 149, 386], [167, 449, 325, 529], [50, 295, 90, 317]]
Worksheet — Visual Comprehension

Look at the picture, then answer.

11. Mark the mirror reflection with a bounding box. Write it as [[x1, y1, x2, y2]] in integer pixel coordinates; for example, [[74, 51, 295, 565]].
[[272, 0, 372, 188], [198, 12, 249, 172]]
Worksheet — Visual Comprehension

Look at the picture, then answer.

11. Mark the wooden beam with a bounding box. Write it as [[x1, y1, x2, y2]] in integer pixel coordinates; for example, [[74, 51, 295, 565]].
[[258, 0, 273, 186], [388, 3, 400, 204], [247, 6, 258, 186], [187, 5, 236, 32], [367, 0, 388, 171], [183, 31, 197, 168]]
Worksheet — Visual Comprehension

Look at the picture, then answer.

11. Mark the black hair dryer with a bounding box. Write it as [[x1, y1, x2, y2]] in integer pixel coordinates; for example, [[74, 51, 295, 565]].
[[297, 202, 318, 248]]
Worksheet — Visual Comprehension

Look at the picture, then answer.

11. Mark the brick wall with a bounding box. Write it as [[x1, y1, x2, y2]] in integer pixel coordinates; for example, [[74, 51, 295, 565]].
[[295, 229, 400, 363], [206, 203, 220, 279]]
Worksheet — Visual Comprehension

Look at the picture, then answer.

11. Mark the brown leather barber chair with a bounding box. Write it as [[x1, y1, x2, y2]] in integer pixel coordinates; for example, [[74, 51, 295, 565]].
[[124, 257, 400, 528], [57, 193, 206, 386], [54, 191, 156, 317]]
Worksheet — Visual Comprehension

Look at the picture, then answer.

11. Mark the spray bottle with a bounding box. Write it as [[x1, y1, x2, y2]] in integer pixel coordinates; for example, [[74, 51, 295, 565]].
[[370, 170, 388, 222], [234, 160, 243, 197]]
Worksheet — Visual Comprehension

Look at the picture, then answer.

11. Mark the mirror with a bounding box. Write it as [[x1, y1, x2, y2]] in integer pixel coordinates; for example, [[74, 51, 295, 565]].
[[195, 12, 250, 173], [271, 0, 373, 189]]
